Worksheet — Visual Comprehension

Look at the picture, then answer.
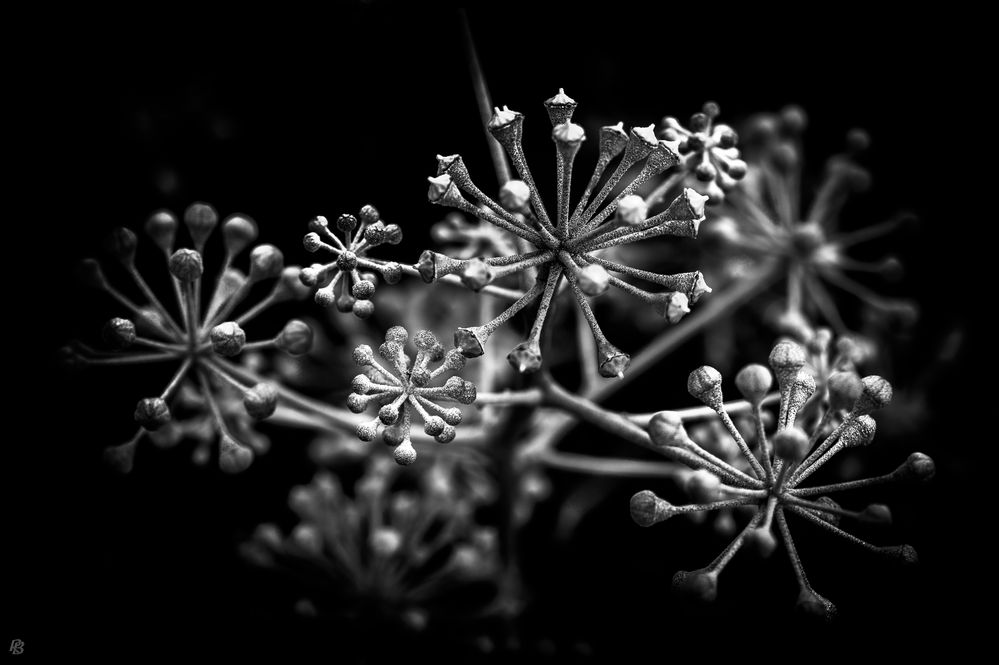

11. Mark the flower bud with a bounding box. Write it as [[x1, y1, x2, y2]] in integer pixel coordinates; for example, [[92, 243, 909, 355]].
[[249, 244, 284, 281], [243, 382, 279, 420], [103, 318, 136, 349], [436, 425, 457, 443], [222, 214, 258, 256], [184, 202, 218, 249], [135, 397, 171, 430], [168, 249, 204, 282], [393, 440, 417, 466], [346, 393, 368, 413], [629, 490, 671, 527], [356, 420, 379, 442], [647, 411, 689, 448], [827, 371, 862, 411], [369, 527, 402, 557], [423, 416, 446, 437], [106, 227, 138, 266], [336, 292, 356, 313], [210, 322, 246, 357], [145, 210, 178, 252], [336, 213, 357, 232], [381, 262, 403, 285], [839, 415, 876, 448], [735, 363, 772, 404], [379, 403, 400, 425], [859, 504, 892, 526], [363, 222, 388, 245], [352, 299, 375, 319], [290, 524, 322, 555], [896, 452, 935, 482], [769, 340, 806, 378], [853, 375, 892, 415], [774, 427, 810, 463], [302, 232, 323, 253], [597, 341, 630, 378], [414, 330, 444, 359], [276, 319, 313, 355], [442, 408, 462, 426], [352, 344, 374, 365], [444, 376, 477, 404], [359, 204, 380, 225], [507, 341, 542, 374], [685, 469, 721, 503], [687, 366, 723, 407]]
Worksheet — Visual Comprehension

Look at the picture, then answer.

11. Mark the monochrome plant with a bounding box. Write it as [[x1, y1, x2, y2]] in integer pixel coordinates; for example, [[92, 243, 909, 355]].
[[61, 13, 943, 657]]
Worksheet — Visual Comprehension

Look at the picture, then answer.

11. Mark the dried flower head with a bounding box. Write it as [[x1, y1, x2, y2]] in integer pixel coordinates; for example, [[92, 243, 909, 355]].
[[73, 203, 313, 473], [349, 326, 475, 465], [632, 340, 932, 619], [659, 101, 748, 204], [719, 107, 916, 332], [424, 90, 710, 377], [300, 204, 404, 318], [242, 458, 500, 630]]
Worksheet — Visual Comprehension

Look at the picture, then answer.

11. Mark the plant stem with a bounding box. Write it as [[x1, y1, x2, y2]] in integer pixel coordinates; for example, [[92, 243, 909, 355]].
[[459, 9, 511, 186], [475, 388, 544, 406], [516, 262, 781, 462], [539, 450, 688, 479]]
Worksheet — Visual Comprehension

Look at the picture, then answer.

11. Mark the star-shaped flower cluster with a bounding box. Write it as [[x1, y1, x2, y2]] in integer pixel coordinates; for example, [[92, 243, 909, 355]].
[[659, 101, 748, 204], [630, 340, 934, 619], [719, 106, 916, 332], [423, 90, 711, 377], [243, 456, 500, 631], [349, 326, 476, 465], [72, 203, 313, 473], [301, 204, 404, 318]]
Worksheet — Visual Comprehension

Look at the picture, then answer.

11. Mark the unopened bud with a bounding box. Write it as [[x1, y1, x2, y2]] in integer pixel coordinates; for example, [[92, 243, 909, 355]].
[[507, 341, 542, 374], [735, 363, 772, 404], [243, 382, 279, 420], [774, 427, 810, 463], [145, 210, 178, 252], [249, 244, 284, 281], [184, 202, 219, 249], [687, 366, 723, 407], [168, 249, 204, 282], [393, 440, 417, 466], [222, 214, 258, 256], [853, 375, 892, 415], [647, 411, 689, 448], [103, 318, 136, 349], [135, 397, 171, 430], [276, 320, 313, 355], [210, 322, 246, 357], [106, 227, 138, 266]]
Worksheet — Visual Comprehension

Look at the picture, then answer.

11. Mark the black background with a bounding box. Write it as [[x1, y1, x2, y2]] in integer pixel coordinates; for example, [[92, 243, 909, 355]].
[[9, 4, 985, 661]]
